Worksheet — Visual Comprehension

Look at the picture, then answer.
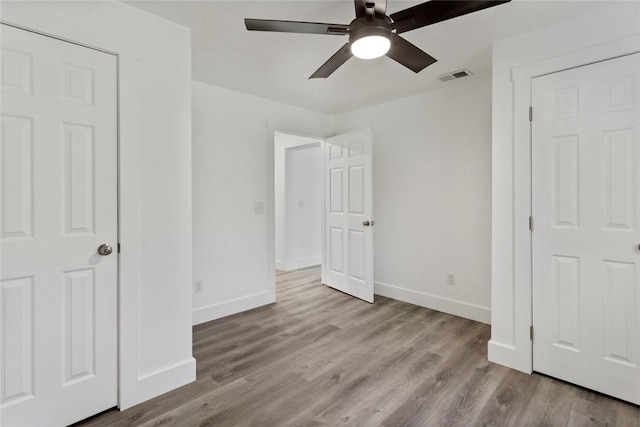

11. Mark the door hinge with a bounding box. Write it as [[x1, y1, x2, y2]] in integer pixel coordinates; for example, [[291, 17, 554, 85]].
[[117, 243, 121, 253], [529, 216, 533, 232], [529, 106, 533, 122], [530, 326, 534, 341]]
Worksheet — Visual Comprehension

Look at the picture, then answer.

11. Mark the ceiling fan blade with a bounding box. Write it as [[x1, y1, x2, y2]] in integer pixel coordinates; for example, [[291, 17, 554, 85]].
[[386, 34, 437, 73], [390, 0, 511, 34], [309, 43, 353, 79], [245, 18, 349, 35], [354, 0, 387, 18]]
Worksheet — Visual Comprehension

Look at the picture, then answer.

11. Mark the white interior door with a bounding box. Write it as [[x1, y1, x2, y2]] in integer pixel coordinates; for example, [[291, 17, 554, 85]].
[[1, 25, 118, 426], [532, 53, 640, 405], [323, 128, 374, 303]]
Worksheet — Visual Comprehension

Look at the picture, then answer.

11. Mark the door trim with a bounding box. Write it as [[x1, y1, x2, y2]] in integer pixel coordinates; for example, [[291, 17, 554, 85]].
[[2, 3, 196, 410], [487, 33, 640, 374], [0, 11, 137, 409], [1, 21, 118, 56]]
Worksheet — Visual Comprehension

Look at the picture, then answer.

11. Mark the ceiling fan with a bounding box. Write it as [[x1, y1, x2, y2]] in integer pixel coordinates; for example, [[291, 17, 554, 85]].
[[245, 0, 511, 79]]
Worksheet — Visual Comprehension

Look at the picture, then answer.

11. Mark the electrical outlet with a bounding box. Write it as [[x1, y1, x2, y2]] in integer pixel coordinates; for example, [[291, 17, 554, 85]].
[[195, 279, 204, 293], [253, 202, 264, 215], [447, 273, 455, 286]]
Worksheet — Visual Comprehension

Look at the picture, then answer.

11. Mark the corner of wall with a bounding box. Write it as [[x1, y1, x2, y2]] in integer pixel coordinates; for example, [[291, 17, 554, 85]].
[[192, 292, 275, 326]]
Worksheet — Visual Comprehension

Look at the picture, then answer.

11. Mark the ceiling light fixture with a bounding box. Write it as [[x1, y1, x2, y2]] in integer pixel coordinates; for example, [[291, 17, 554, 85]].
[[351, 35, 390, 59], [349, 17, 392, 60]]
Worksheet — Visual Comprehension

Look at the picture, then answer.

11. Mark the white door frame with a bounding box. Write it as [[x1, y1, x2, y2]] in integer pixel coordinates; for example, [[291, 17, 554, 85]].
[[0, 7, 168, 409], [488, 35, 640, 374], [4, 2, 196, 411]]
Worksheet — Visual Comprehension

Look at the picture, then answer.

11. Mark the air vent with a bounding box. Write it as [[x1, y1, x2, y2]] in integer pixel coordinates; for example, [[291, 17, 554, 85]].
[[438, 69, 473, 82]]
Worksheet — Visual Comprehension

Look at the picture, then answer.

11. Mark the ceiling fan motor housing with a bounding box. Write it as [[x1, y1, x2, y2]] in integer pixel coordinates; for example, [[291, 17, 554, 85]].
[[348, 16, 392, 44]]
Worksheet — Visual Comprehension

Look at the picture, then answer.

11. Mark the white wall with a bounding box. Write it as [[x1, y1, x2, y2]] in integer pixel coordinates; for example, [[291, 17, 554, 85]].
[[334, 77, 493, 324], [2, 0, 195, 410], [274, 132, 322, 271], [490, 1, 640, 373], [192, 81, 333, 325]]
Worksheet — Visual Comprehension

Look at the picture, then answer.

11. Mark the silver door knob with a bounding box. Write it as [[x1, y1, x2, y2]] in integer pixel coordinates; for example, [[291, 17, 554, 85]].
[[97, 244, 113, 256], [363, 220, 370, 226]]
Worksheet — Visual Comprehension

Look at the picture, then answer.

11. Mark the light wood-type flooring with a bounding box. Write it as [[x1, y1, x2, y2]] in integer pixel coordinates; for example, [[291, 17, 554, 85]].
[[78, 266, 640, 426]]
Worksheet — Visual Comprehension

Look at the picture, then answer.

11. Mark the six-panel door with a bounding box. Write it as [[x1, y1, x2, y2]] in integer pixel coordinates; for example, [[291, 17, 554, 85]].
[[532, 53, 640, 405], [324, 128, 374, 303], [1, 24, 118, 426]]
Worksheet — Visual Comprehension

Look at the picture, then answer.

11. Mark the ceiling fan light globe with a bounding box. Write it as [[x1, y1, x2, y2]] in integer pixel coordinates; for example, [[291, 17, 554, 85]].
[[351, 35, 390, 59]]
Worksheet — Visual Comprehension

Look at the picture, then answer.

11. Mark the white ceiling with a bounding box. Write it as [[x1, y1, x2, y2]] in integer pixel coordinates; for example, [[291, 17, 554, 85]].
[[125, 0, 611, 115]]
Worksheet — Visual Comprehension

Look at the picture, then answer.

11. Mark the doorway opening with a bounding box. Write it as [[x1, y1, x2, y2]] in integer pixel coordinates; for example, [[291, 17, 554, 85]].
[[274, 131, 323, 294], [272, 128, 375, 303]]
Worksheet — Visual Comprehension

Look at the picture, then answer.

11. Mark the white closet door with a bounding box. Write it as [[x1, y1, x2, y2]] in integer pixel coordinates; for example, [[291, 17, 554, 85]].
[[532, 53, 640, 405], [1, 24, 118, 426]]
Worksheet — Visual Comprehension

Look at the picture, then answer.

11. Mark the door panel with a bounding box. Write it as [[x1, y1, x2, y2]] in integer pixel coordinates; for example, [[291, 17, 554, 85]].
[[1, 24, 118, 426], [532, 53, 640, 405], [1, 115, 33, 239], [324, 128, 374, 303], [1, 277, 34, 404]]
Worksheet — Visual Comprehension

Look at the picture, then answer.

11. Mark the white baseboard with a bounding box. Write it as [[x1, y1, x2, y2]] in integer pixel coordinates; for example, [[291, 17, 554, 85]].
[[488, 340, 531, 374], [375, 281, 491, 324], [276, 257, 320, 271], [192, 291, 274, 325], [120, 357, 196, 410], [298, 256, 321, 269]]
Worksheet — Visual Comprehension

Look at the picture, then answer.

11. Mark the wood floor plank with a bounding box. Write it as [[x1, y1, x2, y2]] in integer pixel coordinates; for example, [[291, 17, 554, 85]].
[[521, 376, 579, 427], [77, 266, 640, 427], [475, 369, 543, 426], [137, 378, 251, 427], [77, 374, 220, 427], [380, 323, 491, 426]]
